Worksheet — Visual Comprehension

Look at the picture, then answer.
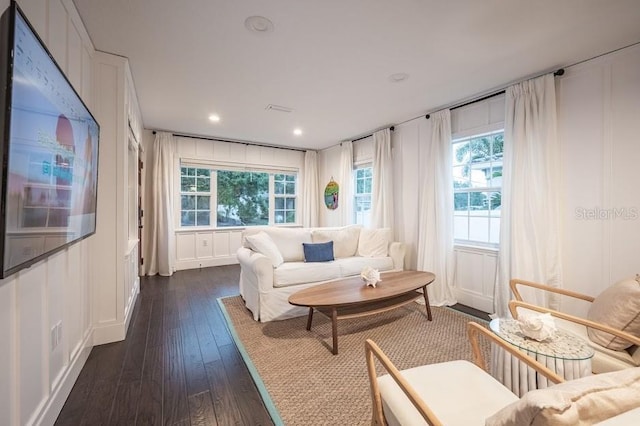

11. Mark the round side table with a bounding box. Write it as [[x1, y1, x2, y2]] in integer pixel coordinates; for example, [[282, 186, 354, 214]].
[[489, 318, 594, 396]]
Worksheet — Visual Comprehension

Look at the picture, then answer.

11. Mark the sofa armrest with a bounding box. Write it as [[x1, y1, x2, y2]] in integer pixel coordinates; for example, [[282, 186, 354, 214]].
[[389, 242, 405, 271], [237, 246, 274, 293]]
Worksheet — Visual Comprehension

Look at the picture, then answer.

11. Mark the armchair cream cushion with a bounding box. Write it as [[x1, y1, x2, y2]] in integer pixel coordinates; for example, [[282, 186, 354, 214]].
[[486, 367, 640, 426], [587, 276, 640, 350]]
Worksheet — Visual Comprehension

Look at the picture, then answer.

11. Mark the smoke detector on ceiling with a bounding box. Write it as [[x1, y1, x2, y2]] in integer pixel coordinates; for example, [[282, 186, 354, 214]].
[[389, 73, 409, 83], [265, 104, 293, 113], [245, 16, 274, 33]]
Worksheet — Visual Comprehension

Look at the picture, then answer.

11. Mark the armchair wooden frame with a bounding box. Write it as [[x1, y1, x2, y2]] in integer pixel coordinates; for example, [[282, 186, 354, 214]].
[[365, 322, 564, 426], [509, 278, 640, 348]]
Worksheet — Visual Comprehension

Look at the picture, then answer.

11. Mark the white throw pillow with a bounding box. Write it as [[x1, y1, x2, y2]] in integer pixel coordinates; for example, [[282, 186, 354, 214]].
[[486, 367, 640, 426], [245, 231, 284, 267], [263, 227, 312, 262], [311, 225, 362, 258], [357, 228, 392, 257], [587, 276, 640, 350]]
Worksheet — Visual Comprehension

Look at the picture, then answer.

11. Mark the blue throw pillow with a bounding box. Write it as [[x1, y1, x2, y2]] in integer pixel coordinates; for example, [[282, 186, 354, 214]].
[[302, 241, 334, 262]]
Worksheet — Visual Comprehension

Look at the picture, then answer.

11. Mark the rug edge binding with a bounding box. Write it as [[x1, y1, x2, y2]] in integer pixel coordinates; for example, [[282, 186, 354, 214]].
[[217, 296, 285, 426]]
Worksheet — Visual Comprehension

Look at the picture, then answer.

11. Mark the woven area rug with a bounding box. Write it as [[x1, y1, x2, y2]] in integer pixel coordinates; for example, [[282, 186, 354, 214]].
[[218, 296, 489, 426]]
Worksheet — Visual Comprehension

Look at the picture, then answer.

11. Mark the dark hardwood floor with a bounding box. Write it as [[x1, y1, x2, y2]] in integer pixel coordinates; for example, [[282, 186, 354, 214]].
[[55, 265, 273, 426], [56, 264, 491, 426]]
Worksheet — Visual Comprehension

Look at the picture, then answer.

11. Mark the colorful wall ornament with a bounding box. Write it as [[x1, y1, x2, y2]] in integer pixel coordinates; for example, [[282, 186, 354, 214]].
[[324, 178, 339, 210]]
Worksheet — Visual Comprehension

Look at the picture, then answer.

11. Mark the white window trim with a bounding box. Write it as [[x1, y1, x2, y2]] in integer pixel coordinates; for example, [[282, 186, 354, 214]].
[[177, 161, 300, 230], [452, 130, 503, 249], [353, 163, 373, 226]]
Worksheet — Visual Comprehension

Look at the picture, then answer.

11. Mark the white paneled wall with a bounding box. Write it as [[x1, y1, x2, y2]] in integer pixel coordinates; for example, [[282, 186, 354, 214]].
[[557, 43, 640, 316], [0, 1, 96, 425], [172, 136, 304, 270], [453, 247, 498, 313]]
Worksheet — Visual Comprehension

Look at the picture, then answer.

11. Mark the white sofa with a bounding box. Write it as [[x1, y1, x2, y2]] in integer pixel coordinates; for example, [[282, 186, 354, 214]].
[[237, 225, 406, 322]]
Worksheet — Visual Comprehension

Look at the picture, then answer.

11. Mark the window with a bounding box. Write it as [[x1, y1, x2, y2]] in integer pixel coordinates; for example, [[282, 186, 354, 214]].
[[180, 167, 211, 226], [217, 170, 269, 227], [180, 165, 297, 228], [274, 173, 297, 224], [452, 131, 503, 246], [354, 166, 372, 226]]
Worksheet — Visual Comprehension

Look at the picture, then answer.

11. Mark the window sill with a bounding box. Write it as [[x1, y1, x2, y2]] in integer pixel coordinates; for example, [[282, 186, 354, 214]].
[[453, 243, 499, 254], [175, 224, 302, 233]]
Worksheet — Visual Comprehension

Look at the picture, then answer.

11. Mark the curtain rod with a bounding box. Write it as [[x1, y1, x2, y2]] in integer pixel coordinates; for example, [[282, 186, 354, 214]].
[[151, 130, 306, 152], [423, 68, 565, 119], [350, 126, 395, 143]]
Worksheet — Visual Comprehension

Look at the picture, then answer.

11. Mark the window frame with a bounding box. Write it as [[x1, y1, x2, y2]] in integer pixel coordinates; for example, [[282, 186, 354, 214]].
[[273, 173, 298, 225], [353, 163, 373, 226], [179, 166, 212, 227], [178, 162, 299, 229], [452, 130, 504, 249]]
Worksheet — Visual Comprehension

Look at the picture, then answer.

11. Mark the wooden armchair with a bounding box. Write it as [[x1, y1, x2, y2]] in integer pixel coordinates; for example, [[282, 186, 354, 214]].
[[365, 321, 640, 425], [365, 322, 563, 425], [510, 278, 640, 373]]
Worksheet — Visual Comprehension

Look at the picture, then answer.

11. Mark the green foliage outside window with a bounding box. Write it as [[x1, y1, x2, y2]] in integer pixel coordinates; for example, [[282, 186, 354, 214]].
[[217, 171, 269, 226]]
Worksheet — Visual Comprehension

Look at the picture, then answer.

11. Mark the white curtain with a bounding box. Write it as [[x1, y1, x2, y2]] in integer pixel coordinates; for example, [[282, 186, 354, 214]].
[[495, 74, 562, 316], [302, 150, 319, 227], [339, 141, 354, 225], [145, 131, 176, 276], [417, 110, 457, 305], [371, 128, 394, 229]]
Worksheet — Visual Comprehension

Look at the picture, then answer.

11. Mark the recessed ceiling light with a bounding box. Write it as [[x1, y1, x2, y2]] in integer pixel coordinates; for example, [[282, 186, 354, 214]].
[[293, 128, 302, 136], [209, 114, 220, 122], [389, 73, 409, 83], [245, 16, 274, 33]]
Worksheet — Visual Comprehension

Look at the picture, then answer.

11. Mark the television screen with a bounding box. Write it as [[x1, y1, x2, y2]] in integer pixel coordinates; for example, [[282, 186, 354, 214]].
[[0, 3, 99, 278]]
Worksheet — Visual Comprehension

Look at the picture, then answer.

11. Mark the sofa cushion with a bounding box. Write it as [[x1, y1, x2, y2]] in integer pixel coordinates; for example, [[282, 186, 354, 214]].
[[358, 228, 392, 257], [303, 241, 335, 262], [245, 231, 283, 267], [337, 257, 394, 278], [587, 276, 640, 350], [311, 225, 361, 258], [486, 367, 640, 426], [261, 227, 312, 262], [273, 261, 342, 288]]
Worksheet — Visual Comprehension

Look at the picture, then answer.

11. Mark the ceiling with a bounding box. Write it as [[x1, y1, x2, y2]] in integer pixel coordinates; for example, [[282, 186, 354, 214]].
[[72, 0, 640, 150]]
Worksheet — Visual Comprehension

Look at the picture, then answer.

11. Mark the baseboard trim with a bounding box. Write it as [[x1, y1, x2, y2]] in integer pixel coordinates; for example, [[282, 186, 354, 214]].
[[34, 328, 94, 426], [175, 256, 238, 271], [93, 282, 139, 345]]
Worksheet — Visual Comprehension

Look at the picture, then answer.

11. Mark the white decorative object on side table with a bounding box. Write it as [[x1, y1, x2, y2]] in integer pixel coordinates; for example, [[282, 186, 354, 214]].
[[518, 312, 557, 341]]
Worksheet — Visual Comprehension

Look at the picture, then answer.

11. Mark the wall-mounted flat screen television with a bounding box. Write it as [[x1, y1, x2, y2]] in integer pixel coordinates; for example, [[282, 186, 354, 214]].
[[0, 2, 100, 278]]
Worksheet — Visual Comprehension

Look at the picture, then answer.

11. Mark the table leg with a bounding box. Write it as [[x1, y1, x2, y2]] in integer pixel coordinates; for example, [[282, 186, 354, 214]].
[[331, 308, 338, 355], [422, 285, 433, 321], [306, 307, 314, 331]]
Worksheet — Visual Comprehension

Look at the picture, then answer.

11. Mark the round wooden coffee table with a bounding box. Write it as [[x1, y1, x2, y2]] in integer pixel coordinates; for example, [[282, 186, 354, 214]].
[[288, 270, 436, 354]]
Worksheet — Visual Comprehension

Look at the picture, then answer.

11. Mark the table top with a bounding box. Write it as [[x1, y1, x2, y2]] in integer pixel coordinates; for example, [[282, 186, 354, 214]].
[[288, 270, 435, 308], [489, 318, 594, 360]]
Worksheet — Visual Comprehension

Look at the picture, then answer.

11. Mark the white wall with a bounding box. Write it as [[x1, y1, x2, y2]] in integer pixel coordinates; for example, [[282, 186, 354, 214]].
[[557, 43, 640, 316], [316, 44, 640, 316], [91, 52, 141, 344], [0, 1, 96, 425], [172, 136, 305, 270]]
